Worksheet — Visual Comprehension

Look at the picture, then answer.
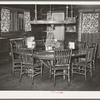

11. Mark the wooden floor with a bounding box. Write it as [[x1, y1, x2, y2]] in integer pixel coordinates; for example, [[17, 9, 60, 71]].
[[0, 59, 100, 91]]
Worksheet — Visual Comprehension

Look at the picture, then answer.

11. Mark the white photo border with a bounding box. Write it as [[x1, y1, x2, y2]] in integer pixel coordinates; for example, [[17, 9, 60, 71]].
[[0, 1, 100, 99]]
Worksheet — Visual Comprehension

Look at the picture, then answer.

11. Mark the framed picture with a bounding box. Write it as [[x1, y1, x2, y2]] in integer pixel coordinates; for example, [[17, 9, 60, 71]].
[[66, 25, 76, 32]]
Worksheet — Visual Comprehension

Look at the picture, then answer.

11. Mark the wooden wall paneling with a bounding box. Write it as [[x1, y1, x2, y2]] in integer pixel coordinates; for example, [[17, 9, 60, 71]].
[[78, 12, 82, 41], [97, 12, 100, 58], [0, 38, 9, 63]]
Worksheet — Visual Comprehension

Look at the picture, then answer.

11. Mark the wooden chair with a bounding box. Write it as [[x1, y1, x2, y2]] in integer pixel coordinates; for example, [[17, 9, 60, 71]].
[[71, 47, 94, 80], [10, 42, 21, 74], [75, 41, 86, 52], [19, 47, 42, 85], [92, 43, 98, 71], [51, 49, 72, 86], [35, 40, 45, 51], [74, 41, 87, 62]]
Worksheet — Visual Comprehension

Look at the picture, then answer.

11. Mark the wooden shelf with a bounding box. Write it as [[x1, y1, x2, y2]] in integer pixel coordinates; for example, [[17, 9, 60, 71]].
[[30, 18, 76, 25], [10, 38, 23, 41], [30, 20, 64, 24]]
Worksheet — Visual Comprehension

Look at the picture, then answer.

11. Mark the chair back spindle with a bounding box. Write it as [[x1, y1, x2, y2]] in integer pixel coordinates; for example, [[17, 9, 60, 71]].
[[54, 49, 72, 66], [86, 47, 94, 63], [20, 48, 34, 66]]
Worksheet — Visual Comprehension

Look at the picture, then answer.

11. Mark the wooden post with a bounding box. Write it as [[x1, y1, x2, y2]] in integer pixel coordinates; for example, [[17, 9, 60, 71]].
[[71, 5, 73, 17], [35, 4, 37, 20], [66, 5, 69, 18]]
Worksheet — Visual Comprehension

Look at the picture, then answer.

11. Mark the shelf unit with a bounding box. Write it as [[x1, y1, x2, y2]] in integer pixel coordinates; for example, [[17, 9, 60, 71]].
[[0, 37, 9, 63], [30, 19, 76, 25]]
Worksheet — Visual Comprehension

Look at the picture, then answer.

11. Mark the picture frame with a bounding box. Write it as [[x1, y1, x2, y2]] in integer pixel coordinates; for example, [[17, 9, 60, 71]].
[[66, 25, 76, 32]]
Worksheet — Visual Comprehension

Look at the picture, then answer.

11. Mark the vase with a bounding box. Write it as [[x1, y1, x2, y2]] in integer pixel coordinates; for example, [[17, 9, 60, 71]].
[[46, 46, 52, 51]]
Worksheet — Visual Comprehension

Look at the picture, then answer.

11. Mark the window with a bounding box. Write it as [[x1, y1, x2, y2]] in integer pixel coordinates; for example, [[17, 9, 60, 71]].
[[1, 7, 31, 32]]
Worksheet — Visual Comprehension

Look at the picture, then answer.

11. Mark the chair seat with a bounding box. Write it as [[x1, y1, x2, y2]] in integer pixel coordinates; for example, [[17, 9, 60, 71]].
[[22, 63, 41, 68], [73, 61, 86, 66], [73, 60, 92, 67], [14, 59, 21, 63], [21, 61, 41, 75], [54, 71, 68, 76], [52, 65, 69, 70]]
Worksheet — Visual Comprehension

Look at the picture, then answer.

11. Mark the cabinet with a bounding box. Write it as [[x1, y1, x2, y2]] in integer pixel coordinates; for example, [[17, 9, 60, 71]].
[[64, 18, 77, 49], [0, 37, 9, 63], [52, 12, 65, 41]]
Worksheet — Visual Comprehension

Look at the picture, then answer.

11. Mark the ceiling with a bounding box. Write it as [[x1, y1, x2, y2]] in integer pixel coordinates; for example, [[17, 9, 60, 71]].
[[1, 5, 100, 18], [1, 5, 100, 10]]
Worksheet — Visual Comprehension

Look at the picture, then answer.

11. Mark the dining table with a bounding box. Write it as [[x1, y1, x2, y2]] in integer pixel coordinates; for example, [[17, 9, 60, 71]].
[[13, 47, 86, 72], [12, 46, 86, 79]]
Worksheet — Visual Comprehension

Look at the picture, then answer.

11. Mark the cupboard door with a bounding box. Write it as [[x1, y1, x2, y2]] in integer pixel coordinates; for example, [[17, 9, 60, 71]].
[[52, 12, 65, 40]]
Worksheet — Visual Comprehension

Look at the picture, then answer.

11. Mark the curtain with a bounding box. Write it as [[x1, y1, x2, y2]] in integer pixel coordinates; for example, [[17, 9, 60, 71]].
[[24, 11, 31, 32], [1, 8, 10, 32], [81, 13, 99, 46], [79, 12, 100, 57]]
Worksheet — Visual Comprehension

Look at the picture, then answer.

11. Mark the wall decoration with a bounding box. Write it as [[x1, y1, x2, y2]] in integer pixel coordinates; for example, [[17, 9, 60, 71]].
[[82, 13, 99, 33], [24, 11, 31, 31], [1, 8, 10, 32]]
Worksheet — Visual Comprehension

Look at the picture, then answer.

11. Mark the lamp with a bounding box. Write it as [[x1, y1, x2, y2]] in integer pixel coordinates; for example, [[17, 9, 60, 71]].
[[26, 36, 36, 49], [69, 42, 75, 49]]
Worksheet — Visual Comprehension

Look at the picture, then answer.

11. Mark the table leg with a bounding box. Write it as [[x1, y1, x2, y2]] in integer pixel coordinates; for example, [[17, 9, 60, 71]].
[[63, 70, 66, 80]]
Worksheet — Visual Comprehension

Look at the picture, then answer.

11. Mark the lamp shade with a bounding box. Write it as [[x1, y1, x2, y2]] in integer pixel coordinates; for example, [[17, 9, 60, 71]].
[[26, 36, 36, 49], [69, 42, 75, 49]]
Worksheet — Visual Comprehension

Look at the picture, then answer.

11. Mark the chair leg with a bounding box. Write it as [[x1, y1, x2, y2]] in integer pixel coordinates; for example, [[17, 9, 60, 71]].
[[54, 70, 56, 86], [11, 68, 15, 75], [71, 71, 74, 79], [85, 69, 87, 80], [41, 65, 43, 79], [90, 64, 93, 78], [19, 66, 23, 83], [12, 64, 15, 75], [32, 76, 34, 85], [93, 61, 95, 71], [68, 67, 70, 82], [71, 64, 74, 79], [49, 66, 52, 78], [63, 70, 66, 80], [49, 70, 51, 78], [19, 74, 22, 83]]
